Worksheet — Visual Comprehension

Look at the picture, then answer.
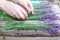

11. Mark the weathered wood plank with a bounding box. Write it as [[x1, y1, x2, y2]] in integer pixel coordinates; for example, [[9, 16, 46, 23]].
[[0, 36, 4, 40], [5, 37, 60, 40]]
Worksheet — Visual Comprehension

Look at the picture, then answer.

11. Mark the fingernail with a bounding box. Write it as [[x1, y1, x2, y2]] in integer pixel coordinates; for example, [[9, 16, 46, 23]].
[[28, 11, 30, 13], [28, 9, 32, 13], [17, 17, 20, 19], [28, 10, 32, 14], [22, 17, 25, 20], [32, 11, 34, 15], [22, 16, 25, 20]]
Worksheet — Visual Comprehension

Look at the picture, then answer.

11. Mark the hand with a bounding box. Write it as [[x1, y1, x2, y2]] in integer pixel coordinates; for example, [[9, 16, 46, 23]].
[[13, 0, 34, 14], [0, 1, 28, 19]]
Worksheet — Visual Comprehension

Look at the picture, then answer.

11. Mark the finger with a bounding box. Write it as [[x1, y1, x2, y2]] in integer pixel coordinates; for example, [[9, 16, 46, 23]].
[[7, 10, 16, 18], [15, 10, 25, 19], [6, 10, 16, 18], [10, 4, 21, 19], [12, 7, 25, 19], [28, 1, 34, 14], [13, 5, 25, 19], [7, 7, 16, 18], [13, 10, 21, 19], [24, 4, 31, 13], [17, 2, 31, 13], [21, 7, 28, 18]]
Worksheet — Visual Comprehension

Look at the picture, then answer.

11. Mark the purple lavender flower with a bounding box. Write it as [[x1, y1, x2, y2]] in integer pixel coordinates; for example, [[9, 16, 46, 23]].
[[48, 24, 60, 36], [47, 0, 54, 2], [43, 24, 59, 36], [40, 2, 51, 9], [41, 13, 58, 21], [34, 1, 60, 36]]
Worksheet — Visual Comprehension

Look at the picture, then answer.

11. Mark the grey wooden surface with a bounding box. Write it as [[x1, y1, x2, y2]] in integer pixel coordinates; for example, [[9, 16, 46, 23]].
[[1, 36, 60, 40], [5, 37, 60, 40]]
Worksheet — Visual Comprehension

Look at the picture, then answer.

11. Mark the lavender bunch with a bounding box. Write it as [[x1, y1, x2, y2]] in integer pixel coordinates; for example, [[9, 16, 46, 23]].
[[41, 3, 60, 36], [41, 4, 60, 20]]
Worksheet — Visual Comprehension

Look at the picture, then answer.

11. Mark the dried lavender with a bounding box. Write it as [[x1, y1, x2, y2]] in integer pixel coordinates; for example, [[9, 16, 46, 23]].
[[40, 2, 60, 36], [1, 1, 60, 36]]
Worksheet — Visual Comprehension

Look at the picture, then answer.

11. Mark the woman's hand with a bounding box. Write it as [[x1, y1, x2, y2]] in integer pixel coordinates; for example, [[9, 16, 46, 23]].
[[0, 0, 34, 20], [13, 0, 34, 14], [0, 1, 28, 19]]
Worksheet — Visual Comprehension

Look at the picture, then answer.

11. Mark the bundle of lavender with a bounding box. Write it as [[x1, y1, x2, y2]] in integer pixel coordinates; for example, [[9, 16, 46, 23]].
[[1, 1, 60, 36], [40, 3, 60, 36]]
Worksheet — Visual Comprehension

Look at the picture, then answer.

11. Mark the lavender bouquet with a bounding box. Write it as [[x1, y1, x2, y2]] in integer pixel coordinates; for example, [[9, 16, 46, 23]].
[[0, 1, 60, 36]]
